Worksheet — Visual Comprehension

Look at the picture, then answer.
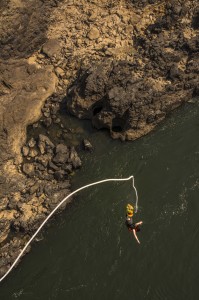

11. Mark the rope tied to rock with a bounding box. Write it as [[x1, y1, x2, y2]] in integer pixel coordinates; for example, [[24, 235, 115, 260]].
[[0, 175, 138, 283]]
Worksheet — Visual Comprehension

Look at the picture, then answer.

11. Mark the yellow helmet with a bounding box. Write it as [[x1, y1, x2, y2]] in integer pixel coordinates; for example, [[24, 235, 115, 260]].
[[126, 204, 134, 211], [126, 204, 134, 217]]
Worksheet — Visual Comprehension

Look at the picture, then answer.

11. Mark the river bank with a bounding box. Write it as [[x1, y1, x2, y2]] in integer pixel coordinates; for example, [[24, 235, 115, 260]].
[[1, 99, 199, 299], [0, 0, 198, 277]]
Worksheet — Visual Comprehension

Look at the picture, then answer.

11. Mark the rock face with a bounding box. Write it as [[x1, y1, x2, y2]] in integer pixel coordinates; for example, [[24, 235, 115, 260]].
[[0, 61, 57, 164], [0, 60, 57, 277], [0, 60, 57, 192], [0, 131, 82, 277], [0, 0, 198, 279], [66, 0, 199, 140]]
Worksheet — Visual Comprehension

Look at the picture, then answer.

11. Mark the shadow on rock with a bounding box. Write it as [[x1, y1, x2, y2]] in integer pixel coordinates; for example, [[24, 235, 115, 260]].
[[0, 0, 63, 59]]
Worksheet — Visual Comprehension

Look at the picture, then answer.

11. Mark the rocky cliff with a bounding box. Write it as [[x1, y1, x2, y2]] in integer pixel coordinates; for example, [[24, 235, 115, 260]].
[[66, 0, 198, 140], [0, 0, 198, 278]]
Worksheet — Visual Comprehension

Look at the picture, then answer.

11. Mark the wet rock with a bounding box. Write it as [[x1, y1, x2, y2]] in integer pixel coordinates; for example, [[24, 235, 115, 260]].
[[83, 139, 93, 151], [62, 163, 73, 174], [48, 189, 71, 210], [58, 181, 71, 190], [69, 147, 82, 168]]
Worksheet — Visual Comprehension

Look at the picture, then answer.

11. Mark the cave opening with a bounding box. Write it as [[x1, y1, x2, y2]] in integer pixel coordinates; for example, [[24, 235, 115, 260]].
[[93, 106, 103, 116], [112, 117, 125, 133]]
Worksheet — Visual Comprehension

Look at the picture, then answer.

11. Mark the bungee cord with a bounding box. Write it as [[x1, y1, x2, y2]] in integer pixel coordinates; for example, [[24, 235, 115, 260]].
[[0, 175, 138, 283], [132, 176, 138, 213]]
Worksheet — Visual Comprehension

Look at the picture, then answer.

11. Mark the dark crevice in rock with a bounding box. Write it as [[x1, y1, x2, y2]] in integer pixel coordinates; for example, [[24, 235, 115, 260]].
[[192, 11, 199, 29], [92, 101, 104, 116], [93, 106, 103, 116], [112, 125, 123, 133]]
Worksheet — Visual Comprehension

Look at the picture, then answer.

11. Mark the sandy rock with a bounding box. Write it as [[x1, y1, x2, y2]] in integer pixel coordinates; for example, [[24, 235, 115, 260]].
[[18, 195, 48, 230], [55, 67, 65, 78], [0, 210, 19, 243], [87, 27, 100, 40], [29, 148, 38, 158], [0, 60, 57, 186], [22, 146, 29, 157], [0, 197, 9, 211]]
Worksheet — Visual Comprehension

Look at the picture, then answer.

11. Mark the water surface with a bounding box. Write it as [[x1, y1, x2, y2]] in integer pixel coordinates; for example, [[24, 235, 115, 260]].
[[1, 101, 199, 300]]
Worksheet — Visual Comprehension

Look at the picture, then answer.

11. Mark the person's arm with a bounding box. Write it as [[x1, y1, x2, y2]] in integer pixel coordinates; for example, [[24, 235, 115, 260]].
[[133, 229, 140, 244]]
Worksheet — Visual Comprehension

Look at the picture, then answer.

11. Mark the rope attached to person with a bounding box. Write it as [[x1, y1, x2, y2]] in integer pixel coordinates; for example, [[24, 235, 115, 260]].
[[0, 175, 138, 283], [132, 176, 138, 213]]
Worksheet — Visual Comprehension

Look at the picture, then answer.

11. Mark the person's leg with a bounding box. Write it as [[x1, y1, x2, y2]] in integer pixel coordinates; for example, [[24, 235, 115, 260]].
[[135, 221, 143, 226]]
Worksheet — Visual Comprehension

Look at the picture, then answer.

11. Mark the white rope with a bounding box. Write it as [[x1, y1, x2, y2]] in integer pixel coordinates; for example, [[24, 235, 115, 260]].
[[132, 176, 138, 213], [0, 175, 138, 283]]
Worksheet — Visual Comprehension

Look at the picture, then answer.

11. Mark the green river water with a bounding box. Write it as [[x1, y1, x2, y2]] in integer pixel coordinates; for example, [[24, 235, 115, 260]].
[[1, 100, 199, 300]]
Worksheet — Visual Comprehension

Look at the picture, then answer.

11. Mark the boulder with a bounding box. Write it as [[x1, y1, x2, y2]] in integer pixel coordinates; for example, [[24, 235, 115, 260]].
[[83, 139, 93, 151], [38, 134, 55, 155], [53, 144, 70, 165], [22, 146, 29, 157], [22, 163, 35, 177], [69, 147, 82, 169], [42, 39, 61, 58], [87, 27, 100, 40]]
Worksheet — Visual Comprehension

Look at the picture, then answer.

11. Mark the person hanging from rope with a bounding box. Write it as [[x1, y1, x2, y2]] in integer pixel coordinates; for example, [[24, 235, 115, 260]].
[[125, 204, 143, 244]]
